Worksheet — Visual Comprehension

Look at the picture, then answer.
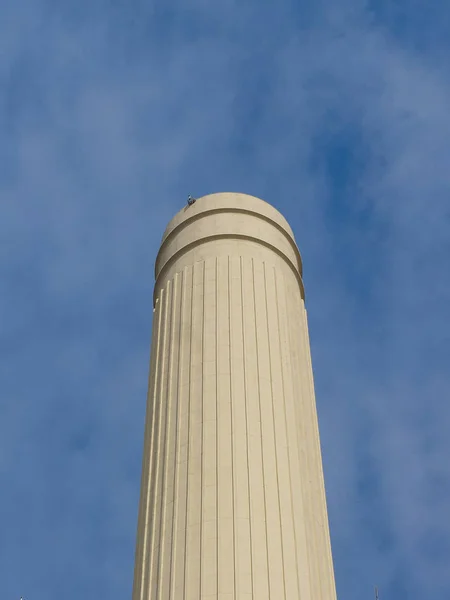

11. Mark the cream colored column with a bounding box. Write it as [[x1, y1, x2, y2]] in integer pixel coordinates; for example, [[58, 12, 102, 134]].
[[132, 193, 337, 600]]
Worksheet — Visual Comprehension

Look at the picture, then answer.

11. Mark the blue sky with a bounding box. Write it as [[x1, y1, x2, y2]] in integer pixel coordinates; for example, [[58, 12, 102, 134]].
[[1, 0, 450, 598]]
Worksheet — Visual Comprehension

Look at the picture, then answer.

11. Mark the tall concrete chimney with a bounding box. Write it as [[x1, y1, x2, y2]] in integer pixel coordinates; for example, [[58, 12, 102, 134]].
[[132, 192, 337, 599]]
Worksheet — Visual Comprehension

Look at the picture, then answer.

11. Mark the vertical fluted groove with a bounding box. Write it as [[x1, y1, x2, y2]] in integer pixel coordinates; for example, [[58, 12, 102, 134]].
[[153, 281, 174, 597], [300, 302, 327, 600], [229, 256, 236, 598], [142, 291, 165, 599], [185, 262, 205, 599], [143, 286, 165, 598], [199, 261, 205, 598], [217, 256, 235, 596], [275, 270, 312, 600], [298, 305, 321, 586], [193, 261, 205, 596], [156, 279, 175, 596], [230, 256, 252, 597], [159, 273, 183, 597], [295, 291, 327, 599], [133, 290, 164, 600], [156, 281, 174, 596], [201, 257, 218, 597], [301, 305, 337, 600], [250, 258, 271, 598], [298, 302, 326, 599], [169, 269, 185, 598], [215, 256, 219, 600], [286, 285, 320, 600], [182, 266, 194, 598], [148, 283, 173, 598], [228, 256, 238, 599], [254, 261, 284, 599], [298, 290, 324, 598], [173, 266, 193, 596], [240, 255, 254, 599], [263, 263, 286, 600], [271, 266, 301, 600]]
